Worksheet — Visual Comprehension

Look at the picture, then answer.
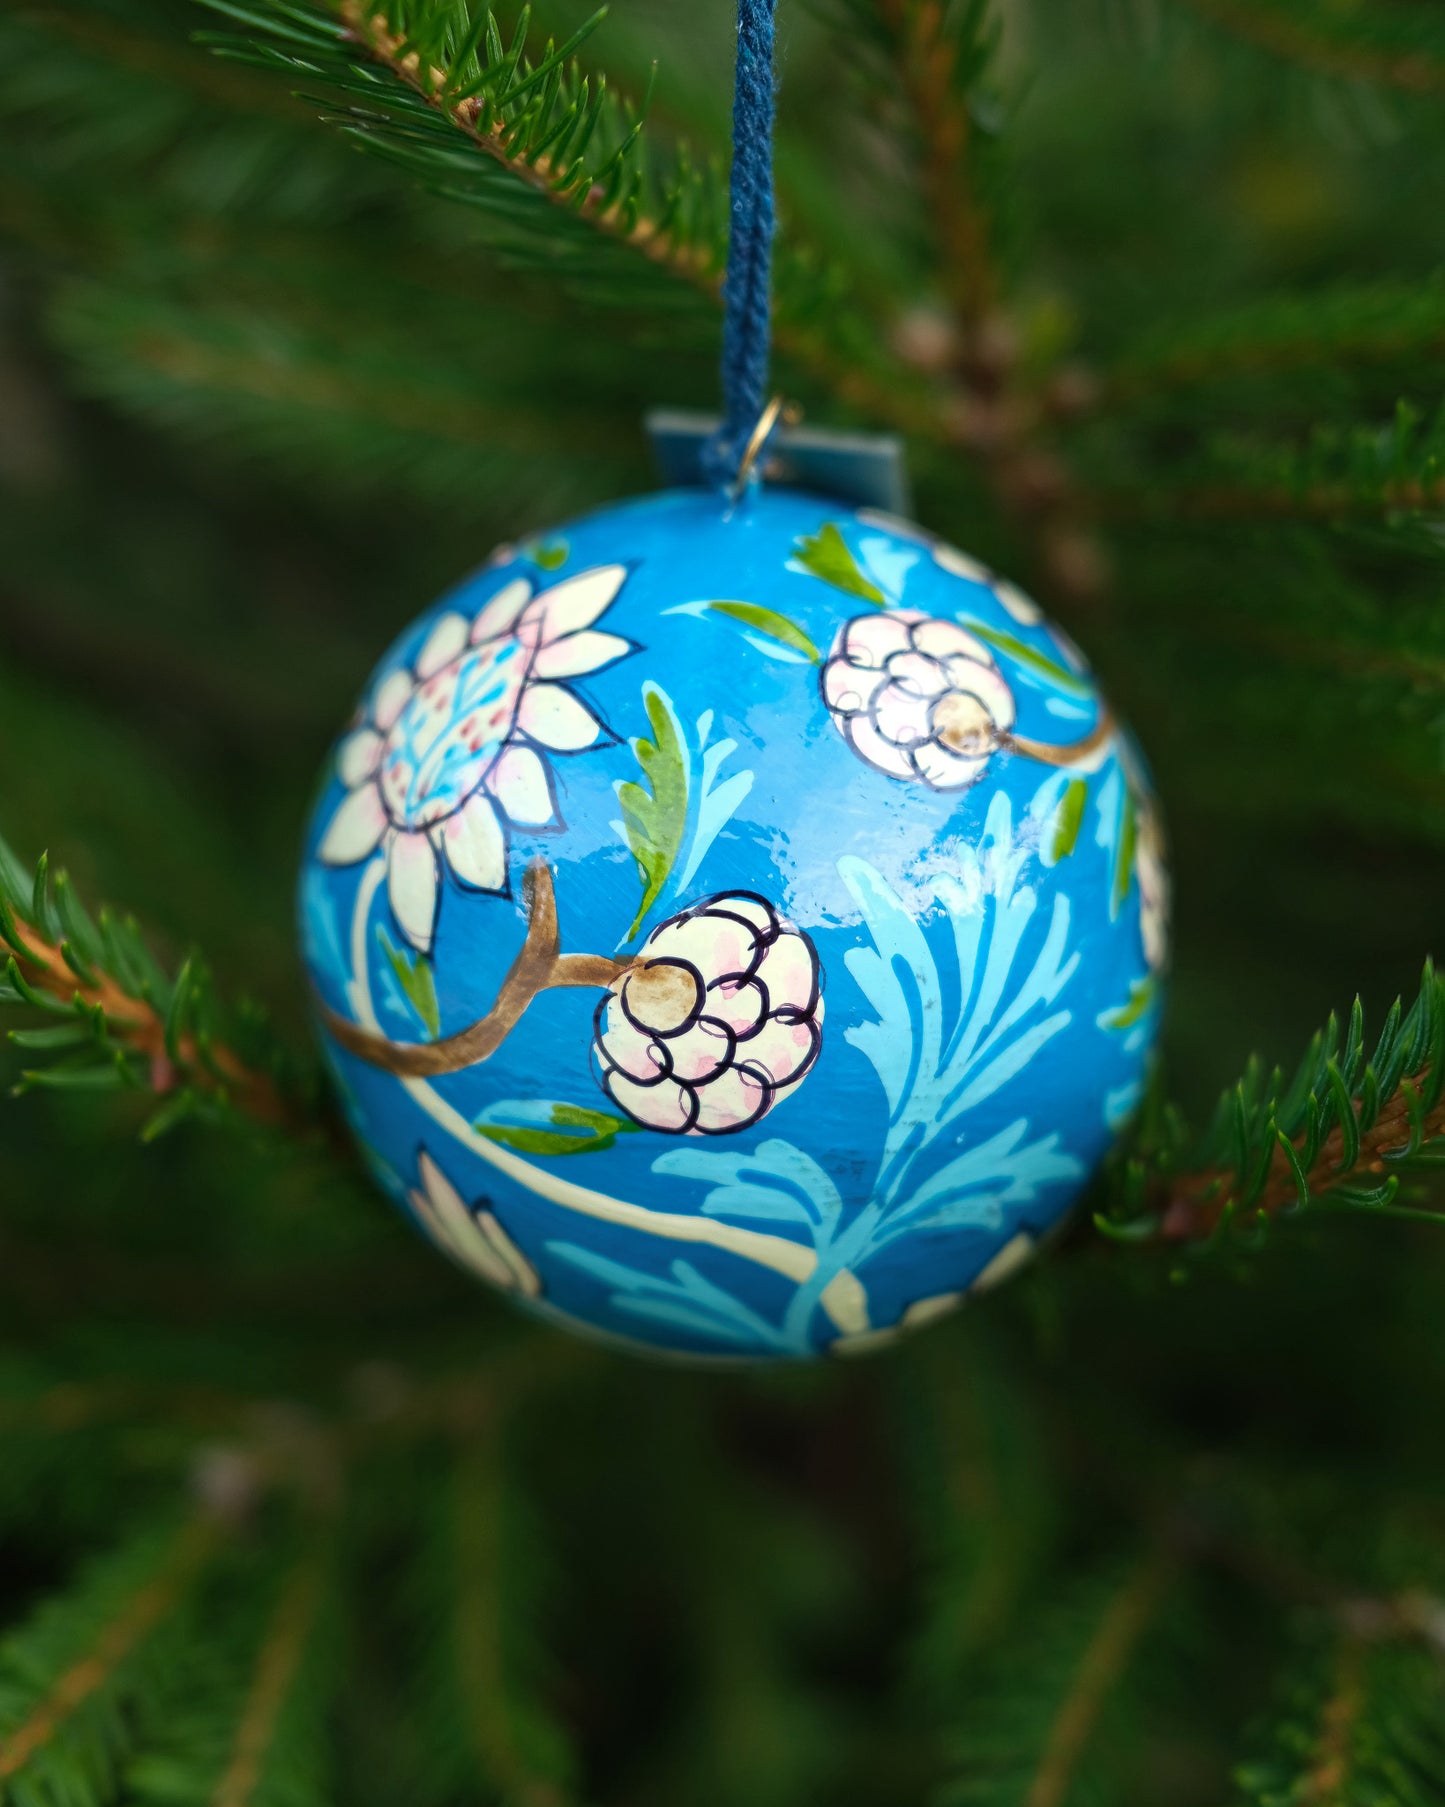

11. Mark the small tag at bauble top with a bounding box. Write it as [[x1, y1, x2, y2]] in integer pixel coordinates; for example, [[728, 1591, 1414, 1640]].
[[645, 408, 913, 515]]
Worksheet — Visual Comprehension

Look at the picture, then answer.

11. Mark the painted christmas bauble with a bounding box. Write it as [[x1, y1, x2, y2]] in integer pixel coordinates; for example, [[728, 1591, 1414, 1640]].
[[299, 487, 1167, 1360]]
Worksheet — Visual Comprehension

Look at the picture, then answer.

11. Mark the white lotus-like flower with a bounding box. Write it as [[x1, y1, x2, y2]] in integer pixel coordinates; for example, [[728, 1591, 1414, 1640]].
[[318, 566, 633, 952], [594, 893, 824, 1136], [821, 610, 1017, 790], [408, 1149, 541, 1296]]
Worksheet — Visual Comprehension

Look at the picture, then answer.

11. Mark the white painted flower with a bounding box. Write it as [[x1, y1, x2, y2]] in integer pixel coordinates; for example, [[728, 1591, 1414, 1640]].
[[594, 893, 824, 1136], [409, 1149, 541, 1296], [317, 566, 633, 953], [822, 610, 1017, 790]]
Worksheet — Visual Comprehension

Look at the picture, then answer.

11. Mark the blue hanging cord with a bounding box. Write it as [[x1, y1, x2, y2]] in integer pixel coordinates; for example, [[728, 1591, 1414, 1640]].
[[705, 0, 779, 489]]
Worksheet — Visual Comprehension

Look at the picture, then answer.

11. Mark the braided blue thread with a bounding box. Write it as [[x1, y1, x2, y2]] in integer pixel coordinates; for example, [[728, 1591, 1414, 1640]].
[[705, 0, 778, 487]]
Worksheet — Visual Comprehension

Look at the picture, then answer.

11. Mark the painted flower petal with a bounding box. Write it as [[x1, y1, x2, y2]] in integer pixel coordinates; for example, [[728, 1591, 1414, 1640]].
[[387, 829, 441, 952], [475, 1210, 542, 1296], [470, 577, 533, 645], [822, 657, 885, 715], [532, 565, 627, 643], [662, 1019, 734, 1085], [412, 1160, 515, 1290], [645, 914, 758, 985], [885, 649, 948, 696], [530, 629, 633, 680], [486, 744, 556, 828], [517, 682, 606, 752], [944, 660, 1017, 731], [439, 792, 508, 894], [703, 975, 768, 1038], [692, 1065, 770, 1135], [318, 782, 389, 865], [844, 713, 915, 780], [604, 1071, 696, 1133], [739, 1013, 820, 1087], [372, 668, 415, 733], [994, 578, 1043, 625], [874, 681, 935, 748], [337, 727, 384, 788], [598, 1001, 670, 1083], [910, 738, 990, 791], [933, 542, 993, 585], [842, 611, 915, 668], [757, 934, 821, 1014], [912, 618, 992, 665], [416, 611, 469, 680]]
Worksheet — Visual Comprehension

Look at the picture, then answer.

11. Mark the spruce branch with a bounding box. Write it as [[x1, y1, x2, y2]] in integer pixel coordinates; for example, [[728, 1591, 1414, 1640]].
[[208, 1546, 332, 1807], [0, 1515, 222, 1800], [1183, 0, 1445, 96], [0, 829, 315, 1138], [938, 1549, 1176, 1807], [1103, 964, 1445, 1248]]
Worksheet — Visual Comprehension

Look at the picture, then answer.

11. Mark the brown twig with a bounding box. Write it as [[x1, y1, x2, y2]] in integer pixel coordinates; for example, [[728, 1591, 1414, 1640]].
[[6, 914, 298, 1132], [321, 859, 631, 1078], [0, 1517, 220, 1785], [1158, 1070, 1445, 1243], [1021, 1551, 1174, 1807], [1185, 0, 1445, 95]]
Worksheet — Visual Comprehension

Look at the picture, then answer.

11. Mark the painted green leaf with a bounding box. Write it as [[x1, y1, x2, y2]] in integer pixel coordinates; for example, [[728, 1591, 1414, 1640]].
[[527, 537, 570, 572], [707, 599, 821, 662], [1100, 976, 1157, 1031], [1052, 778, 1089, 862], [791, 523, 887, 606], [1113, 785, 1139, 915], [476, 1100, 640, 1156], [377, 926, 440, 1040], [964, 622, 1092, 696], [616, 683, 689, 941]]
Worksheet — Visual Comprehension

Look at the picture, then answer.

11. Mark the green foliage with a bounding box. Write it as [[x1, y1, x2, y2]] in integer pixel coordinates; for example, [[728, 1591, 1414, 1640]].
[[377, 927, 440, 1040], [615, 680, 688, 940], [0, 829, 311, 1137], [476, 1099, 639, 1155], [790, 522, 887, 605], [1232, 1626, 1445, 1806], [706, 600, 821, 663], [1108, 964, 1445, 1245]]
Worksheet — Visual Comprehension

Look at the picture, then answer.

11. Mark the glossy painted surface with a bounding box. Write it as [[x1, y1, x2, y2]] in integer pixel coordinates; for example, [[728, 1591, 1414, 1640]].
[[299, 487, 1167, 1359]]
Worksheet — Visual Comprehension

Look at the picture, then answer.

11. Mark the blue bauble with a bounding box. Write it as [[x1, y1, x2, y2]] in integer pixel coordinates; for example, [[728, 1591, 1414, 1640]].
[[299, 487, 1167, 1360]]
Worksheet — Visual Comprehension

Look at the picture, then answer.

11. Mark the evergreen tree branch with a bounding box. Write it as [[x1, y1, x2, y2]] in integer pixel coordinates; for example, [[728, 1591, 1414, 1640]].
[[1107, 273, 1445, 399], [1017, 1553, 1173, 1807], [0, 1515, 221, 1796], [872, 0, 999, 334], [1182, 0, 1445, 95], [0, 830, 315, 1138], [1104, 403, 1445, 525], [443, 1432, 572, 1807], [209, 1546, 332, 1807], [1104, 964, 1445, 1248], [938, 1549, 1177, 1806]]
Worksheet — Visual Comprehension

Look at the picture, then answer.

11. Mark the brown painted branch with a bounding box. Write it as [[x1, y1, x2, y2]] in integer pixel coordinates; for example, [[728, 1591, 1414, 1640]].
[[320, 860, 632, 1079], [1158, 1070, 1445, 1243], [1005, 711, 1115, 769], [6, 916, 297, 1132]]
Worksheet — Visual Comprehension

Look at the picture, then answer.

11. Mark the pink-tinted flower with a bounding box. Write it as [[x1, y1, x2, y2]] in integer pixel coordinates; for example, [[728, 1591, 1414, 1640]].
[[594, 894, 824, 1136], [409, 1150, 541, 1295], [822, 610, 1016, 790], [317, 566, 633, 952]]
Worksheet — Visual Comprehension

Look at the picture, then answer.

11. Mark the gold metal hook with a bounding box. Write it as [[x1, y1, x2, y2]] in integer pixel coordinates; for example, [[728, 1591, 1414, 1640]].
[[731, 394, 802, 498]]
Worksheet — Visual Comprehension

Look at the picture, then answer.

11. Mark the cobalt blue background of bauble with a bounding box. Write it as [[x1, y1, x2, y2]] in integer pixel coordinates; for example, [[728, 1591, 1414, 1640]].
[[298, 484, 1165, 1361]]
